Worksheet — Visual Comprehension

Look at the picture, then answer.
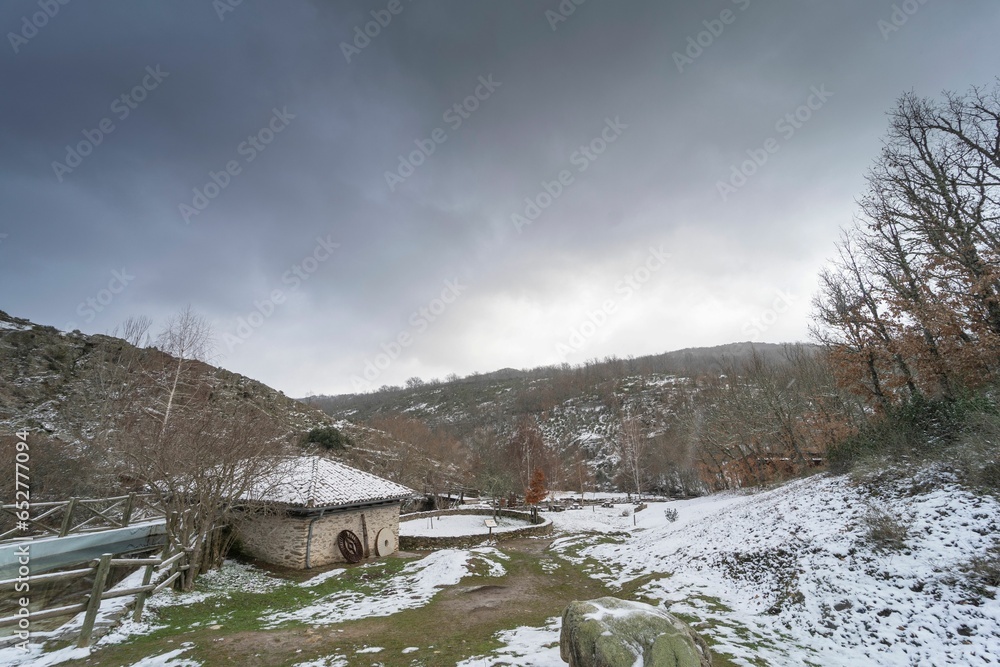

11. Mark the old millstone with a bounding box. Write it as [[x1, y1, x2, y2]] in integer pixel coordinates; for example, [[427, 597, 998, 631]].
[[560, 597, 712, 667]]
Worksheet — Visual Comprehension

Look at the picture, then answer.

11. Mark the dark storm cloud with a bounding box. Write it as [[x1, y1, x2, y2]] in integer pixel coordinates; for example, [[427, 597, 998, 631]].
[[1, 0, 998, 395]]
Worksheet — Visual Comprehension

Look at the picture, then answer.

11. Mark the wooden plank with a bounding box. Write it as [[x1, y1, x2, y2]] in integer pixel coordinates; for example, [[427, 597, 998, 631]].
[[0, 506, 62, 538], [133, 564, 156, 622], [77, 553, 112, 648], [59, 498, 78, 537], [157, 550, 186, 571], [0, 566, 94, 589], [1, 500, 71, 509], [110, 558, 161, 566], [0, 602, 87, 628], [152, 570, 181, 594], [360, 513, 370, 559], [121, 493, 135, 526], [1, 504, 63, 522], [75, 499, 126, 528], [101, 583, 156, 600]]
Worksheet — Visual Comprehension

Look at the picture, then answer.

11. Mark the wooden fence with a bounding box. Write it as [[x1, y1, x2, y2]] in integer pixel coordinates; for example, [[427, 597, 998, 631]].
[[0, 541, 194, 647], [0, 493, 163, 541]]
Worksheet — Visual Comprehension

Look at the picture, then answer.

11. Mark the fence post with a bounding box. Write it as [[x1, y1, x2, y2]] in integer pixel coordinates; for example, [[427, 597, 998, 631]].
[[132, 561, 156, 622], [121, 493, 135, 527], [59, 498, 78, 537], [77, 553, 112, 648]]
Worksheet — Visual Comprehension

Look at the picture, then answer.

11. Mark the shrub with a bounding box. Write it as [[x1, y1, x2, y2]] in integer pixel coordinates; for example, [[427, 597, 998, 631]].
[[301, 426, 352, 451], [963, 546, 1000, 598], [861, 505, 910, 552], [828, 389, 999, 472]]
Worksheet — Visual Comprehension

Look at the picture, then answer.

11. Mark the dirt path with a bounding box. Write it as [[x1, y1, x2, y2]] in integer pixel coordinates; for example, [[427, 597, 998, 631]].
[[68, 536, 612, 667]]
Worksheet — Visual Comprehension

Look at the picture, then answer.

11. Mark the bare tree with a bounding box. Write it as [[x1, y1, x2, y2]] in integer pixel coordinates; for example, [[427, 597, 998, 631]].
[[154, 306, 214, 438], [615, 411, 646, 499], [814, 83, 1000, 403], [100, 309, 289, 589]]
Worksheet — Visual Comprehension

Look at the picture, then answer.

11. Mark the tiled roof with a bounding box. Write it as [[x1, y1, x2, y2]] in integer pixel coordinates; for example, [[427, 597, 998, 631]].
[[247, 456, 415, 508]]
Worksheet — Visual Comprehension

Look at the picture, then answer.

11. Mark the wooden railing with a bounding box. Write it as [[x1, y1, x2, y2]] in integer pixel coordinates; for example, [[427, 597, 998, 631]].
[[0, 493, 163, 541], [0, 512, 203, 648], [0, 541, 194, 647]]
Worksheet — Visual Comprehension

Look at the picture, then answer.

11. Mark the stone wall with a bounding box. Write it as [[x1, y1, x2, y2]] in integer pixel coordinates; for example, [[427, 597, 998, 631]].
[[307, 503, 400, 568], [398, 509, 553, 550], [235, 502, 401, 569], [235, 512, 310, 569]]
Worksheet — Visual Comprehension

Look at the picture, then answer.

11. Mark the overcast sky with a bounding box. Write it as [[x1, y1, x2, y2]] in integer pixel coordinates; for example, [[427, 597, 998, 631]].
[[2, 1, 998, 396]]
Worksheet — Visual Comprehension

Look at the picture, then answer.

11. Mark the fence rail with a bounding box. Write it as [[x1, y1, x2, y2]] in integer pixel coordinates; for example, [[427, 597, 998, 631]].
[[0, 493, 163, 542], [0, 510, 197, 648]]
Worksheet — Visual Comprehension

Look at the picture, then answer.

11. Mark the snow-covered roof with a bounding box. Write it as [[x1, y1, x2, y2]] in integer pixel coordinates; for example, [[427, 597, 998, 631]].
[[247, 456, 415, 509]]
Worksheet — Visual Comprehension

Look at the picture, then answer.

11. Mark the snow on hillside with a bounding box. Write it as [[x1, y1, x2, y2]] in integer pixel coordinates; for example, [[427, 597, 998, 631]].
[[468, 472, 1000, 666]]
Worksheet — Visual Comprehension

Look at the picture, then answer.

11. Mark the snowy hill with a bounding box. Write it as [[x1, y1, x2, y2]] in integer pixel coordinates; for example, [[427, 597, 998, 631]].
[[544, 470, 1000, 666], [304, 343, 807, 493]]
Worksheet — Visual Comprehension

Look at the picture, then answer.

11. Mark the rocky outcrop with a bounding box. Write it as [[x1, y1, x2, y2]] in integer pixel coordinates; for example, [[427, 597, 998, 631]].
[[560, 597, 712, 667]]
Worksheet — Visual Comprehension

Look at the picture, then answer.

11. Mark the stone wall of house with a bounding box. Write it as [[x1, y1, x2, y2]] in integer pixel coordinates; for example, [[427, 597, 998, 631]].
[[235, 512, 310, 569], [306, 503, 400, 568], [236, 502, 401, 569]]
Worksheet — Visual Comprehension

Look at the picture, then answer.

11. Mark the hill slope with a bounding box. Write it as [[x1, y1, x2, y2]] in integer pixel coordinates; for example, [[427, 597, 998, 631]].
[[0, 310, 461, 500], [0, 310, 332, 445], [304, 342, 815, 494]]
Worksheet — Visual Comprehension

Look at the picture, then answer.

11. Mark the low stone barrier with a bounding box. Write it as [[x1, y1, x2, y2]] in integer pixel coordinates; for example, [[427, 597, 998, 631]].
[[399, 509, 552, 550]]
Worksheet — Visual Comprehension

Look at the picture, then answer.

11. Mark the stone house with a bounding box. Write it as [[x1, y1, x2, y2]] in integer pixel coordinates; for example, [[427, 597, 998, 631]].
[[235, 455, 414, 569]]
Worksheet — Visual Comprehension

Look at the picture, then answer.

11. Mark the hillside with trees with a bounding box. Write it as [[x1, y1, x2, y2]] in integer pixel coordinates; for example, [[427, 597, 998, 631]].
[[307, 83, 1000, 506]]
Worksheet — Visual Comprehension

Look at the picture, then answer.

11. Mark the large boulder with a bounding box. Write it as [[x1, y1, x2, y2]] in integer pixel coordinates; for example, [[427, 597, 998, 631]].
[[560, 597, 712, 667]]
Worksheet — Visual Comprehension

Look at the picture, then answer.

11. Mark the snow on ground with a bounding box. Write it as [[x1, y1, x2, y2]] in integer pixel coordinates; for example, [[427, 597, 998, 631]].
[[298, 568, 343, 587], [400, 513, 532, 537], [545, 493, 743, 536], [197, 560, 285, 593], [0, 563, 177, 667], [124, 644, 200, 666], [0, 320, 31, 331], [456, 616, 564, 667], [0, 560, 281, 667], [263, 547, 507, 628], [291, 656, 347, 667], [7, 473, 998, 666], [545, 472, 1000, 666]]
